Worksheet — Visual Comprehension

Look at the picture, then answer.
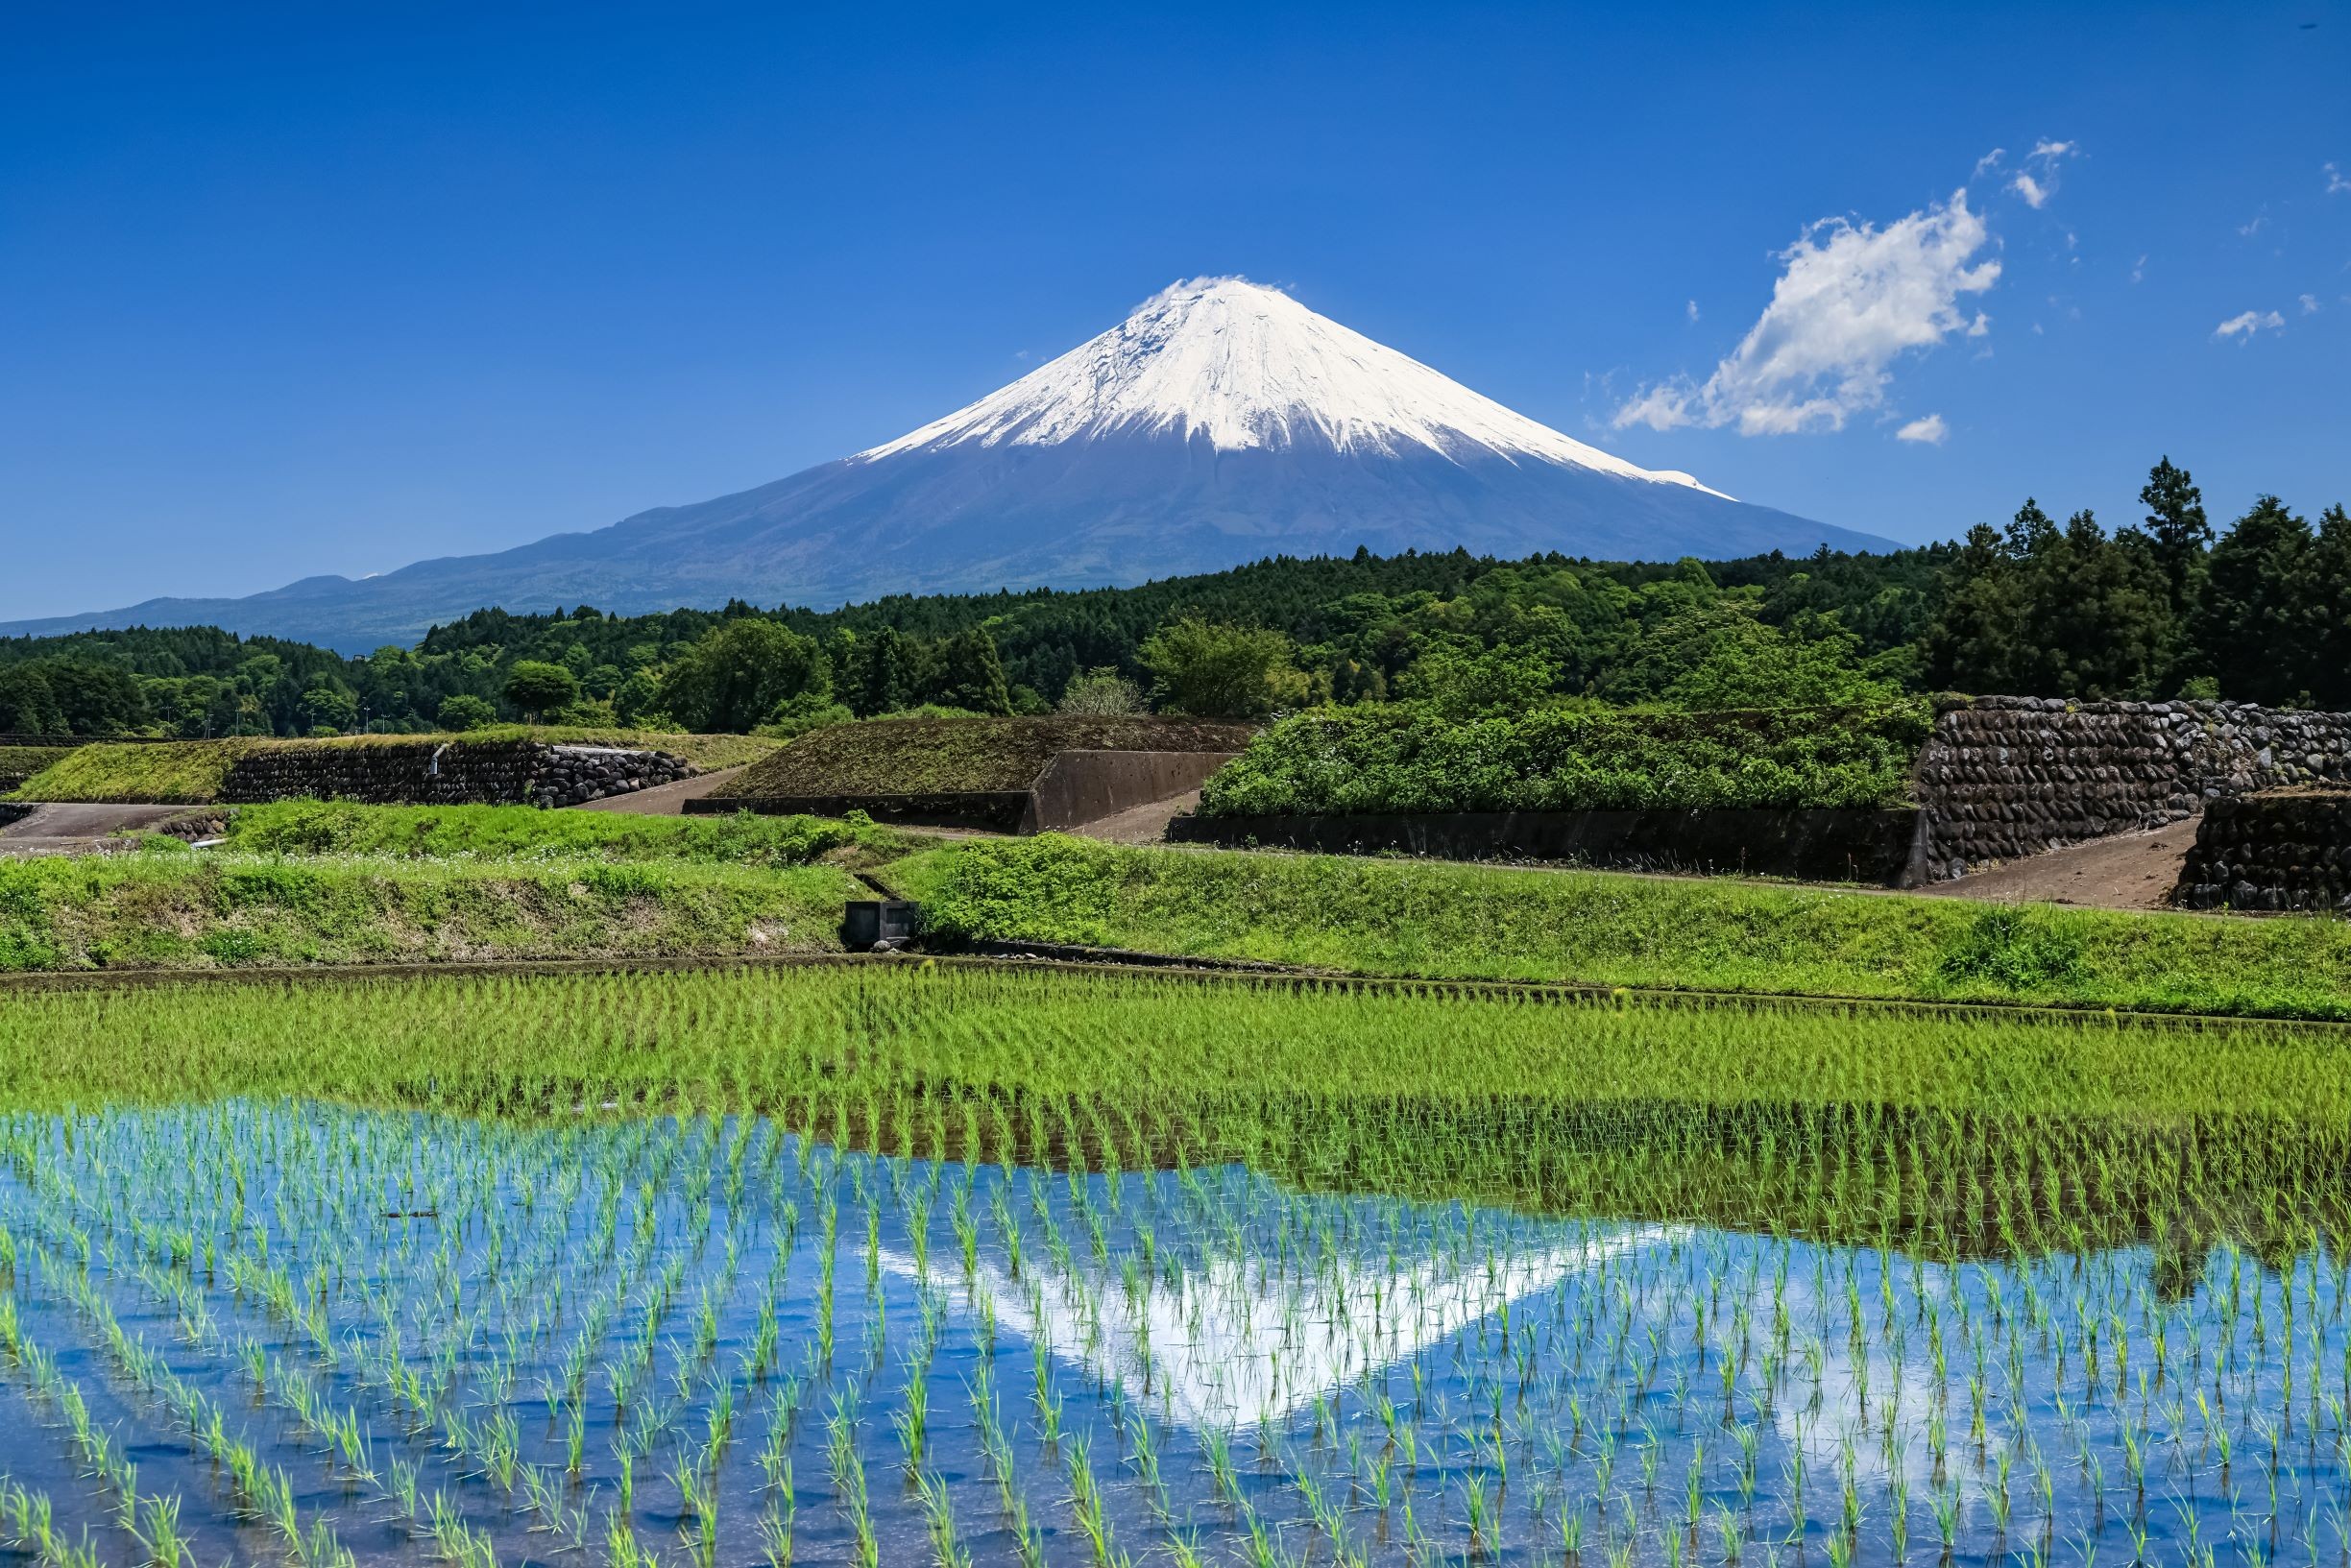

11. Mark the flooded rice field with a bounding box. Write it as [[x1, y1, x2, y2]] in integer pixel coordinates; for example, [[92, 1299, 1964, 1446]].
[[0, 1095, 2346, 1568]]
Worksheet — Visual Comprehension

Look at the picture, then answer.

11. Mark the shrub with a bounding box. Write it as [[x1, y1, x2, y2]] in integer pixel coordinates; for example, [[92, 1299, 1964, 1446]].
[[1199, 701, 1932, 816]]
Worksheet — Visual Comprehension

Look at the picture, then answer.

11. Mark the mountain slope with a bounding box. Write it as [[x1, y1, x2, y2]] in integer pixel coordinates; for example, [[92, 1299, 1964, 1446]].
[[9, 277, 1893, 652]]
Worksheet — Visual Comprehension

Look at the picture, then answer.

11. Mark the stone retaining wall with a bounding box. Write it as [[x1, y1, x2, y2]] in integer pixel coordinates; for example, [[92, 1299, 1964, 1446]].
[[2174, 790, 2351, 911], [1914, 695, 2351, 879], [219, 741, 691, 808]]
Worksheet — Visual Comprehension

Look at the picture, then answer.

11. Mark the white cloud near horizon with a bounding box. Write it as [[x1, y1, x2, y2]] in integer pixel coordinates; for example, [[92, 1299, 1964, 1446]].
[[1613, 188, 2000, 436], [1895, 413, 1948, 445], [2214, 308, 2285, 341]]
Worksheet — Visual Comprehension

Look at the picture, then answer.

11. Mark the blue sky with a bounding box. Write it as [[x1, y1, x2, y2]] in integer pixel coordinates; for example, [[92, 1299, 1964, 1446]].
[[3, 1, 2346, 622]]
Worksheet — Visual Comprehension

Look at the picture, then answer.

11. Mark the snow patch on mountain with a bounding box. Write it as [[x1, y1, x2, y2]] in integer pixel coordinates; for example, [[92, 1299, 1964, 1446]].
[[858, 277, 1732, 498]]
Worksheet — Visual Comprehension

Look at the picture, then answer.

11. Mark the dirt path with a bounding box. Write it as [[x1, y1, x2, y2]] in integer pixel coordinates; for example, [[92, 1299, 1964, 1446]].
[[568, 765, 750, 814], [1069, 789, 1203, 845], [1914, 817, 2202, 910], [0, 803, 188, 856]]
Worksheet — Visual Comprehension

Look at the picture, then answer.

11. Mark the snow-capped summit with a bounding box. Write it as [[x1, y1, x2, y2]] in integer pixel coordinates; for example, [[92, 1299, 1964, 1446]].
[[861, 277, 1726, 495], [4, 277, 1892, 652]]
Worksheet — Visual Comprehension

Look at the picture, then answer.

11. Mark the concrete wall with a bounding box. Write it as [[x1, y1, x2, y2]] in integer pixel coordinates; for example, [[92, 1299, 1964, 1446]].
[[220, 741, 691, 808], [688, 790, 1034, 832], [1169, 807, 1925, 885], [1025, 750, 1240, 832], [1914, 695, 2351, 879], [692, 749, 1239, 833], [2175, 790, 2351, 911]]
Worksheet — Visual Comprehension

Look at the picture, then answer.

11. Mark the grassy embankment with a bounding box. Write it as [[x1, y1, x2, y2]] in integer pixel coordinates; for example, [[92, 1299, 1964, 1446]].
[[0, 853, 859, 972], [0, 745, 74, 793], [0, 801, 907, 972], [721, 713, 1255, 799], [8, 728, 779, 804], [192, 798, 931, 868], [885, 834, 2351, 1020]]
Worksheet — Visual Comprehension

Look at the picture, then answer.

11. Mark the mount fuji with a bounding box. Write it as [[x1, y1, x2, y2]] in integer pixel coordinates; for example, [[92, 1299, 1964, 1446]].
[[10, 277, 1893, 652]]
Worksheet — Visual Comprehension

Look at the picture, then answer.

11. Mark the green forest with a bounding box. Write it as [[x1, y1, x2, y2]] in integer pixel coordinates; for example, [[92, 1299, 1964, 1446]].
[[3, 458, 2344, 737]]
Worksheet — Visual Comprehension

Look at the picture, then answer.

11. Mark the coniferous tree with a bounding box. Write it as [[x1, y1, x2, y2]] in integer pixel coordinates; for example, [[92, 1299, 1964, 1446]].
[[2139, 456, 2211, 612], [934, 628, 1011, 714], [2305, 504, 2351, 711], [2191, 495, 2322, 705]]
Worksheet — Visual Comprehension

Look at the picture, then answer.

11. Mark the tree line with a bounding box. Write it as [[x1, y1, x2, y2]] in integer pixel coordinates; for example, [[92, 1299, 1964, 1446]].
[[1, 458, 2340, 736]]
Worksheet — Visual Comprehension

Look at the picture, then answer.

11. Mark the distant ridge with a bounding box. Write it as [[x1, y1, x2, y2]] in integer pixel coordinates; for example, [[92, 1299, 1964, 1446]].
[[9, 277, 1892, 653]]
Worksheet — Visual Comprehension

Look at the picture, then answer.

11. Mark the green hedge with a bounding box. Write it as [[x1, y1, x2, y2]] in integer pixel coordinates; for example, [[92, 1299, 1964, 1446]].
[[1198, 702, 1932, 816]]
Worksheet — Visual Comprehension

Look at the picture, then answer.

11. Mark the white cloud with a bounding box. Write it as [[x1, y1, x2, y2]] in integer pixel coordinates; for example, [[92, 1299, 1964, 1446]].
[[2329, 162, 2350, 195], [2214, 309, 2286, 341], [1685, 299, 1700, 323], [1613, 188, 2000, 437], [2130, 253, 2147, 283], [2301, 293, 2322, 314], [2240, 210, 2267, 238], [1895, 413, 1948, 445], [2004, 139, 2081, 208], [1974, 147, 2006, 177]]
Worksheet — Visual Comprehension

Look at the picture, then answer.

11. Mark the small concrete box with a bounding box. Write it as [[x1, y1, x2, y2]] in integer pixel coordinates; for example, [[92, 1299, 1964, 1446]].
[[842, 900, 921, 949]]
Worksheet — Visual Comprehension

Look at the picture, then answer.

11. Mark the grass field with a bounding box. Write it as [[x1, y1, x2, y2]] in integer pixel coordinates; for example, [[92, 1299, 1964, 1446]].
[[197, 798, 932, 867], [0, 851, 857, 971], [888, 833, 2351, 1019], [724, 713, 1255, 799], [8, 727, 779, 803]]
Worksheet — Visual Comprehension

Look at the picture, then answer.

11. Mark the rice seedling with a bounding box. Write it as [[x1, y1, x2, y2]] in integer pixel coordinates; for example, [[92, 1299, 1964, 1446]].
[[0, 963, 2339, 1564]]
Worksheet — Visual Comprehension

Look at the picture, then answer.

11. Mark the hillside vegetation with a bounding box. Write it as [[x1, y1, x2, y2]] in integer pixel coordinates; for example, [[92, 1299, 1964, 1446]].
[[726, 714, 1255, 799], [1200, 702, 1930, 816], [888, 835, 2351, 1020]]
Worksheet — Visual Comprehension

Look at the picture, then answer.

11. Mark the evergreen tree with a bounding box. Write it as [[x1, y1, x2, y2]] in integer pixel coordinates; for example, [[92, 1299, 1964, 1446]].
[[2306, 504, 2351, 711], [2138, 456, 2211, 611], [860, 626, 915, 715], [934, 628, 1011, 714], [2191, 496, 2322, 705]]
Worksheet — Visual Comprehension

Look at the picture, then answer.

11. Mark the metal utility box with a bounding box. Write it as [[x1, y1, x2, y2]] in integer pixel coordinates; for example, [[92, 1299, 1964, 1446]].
[[842, 900, 921, 949]]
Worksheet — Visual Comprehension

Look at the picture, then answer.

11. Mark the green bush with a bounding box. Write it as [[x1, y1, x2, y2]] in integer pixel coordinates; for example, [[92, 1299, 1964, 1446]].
[[1199, 702, 1931, 816]]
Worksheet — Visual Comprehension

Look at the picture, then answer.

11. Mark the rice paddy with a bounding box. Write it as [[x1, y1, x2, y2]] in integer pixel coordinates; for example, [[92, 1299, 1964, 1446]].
[[1, 963, 2348, 1566]]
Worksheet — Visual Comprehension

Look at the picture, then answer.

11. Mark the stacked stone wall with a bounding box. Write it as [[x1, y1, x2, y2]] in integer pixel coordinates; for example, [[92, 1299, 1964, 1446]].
[[2175, 791, 2351, 911], [219, 741, 691, 808], [1916, 695, 2351, 879]]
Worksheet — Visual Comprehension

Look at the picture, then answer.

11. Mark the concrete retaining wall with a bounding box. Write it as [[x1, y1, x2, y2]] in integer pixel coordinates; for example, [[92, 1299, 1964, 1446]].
[[691, 750, 1238, 833], [1168, 807, 1926, 885], [220, 741, 692, 808], [2175, 790, 2351, 911], [687, 789, 1034, 832], [1025, 750, 1240, 832], [1914, 695, 2351, 879]]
